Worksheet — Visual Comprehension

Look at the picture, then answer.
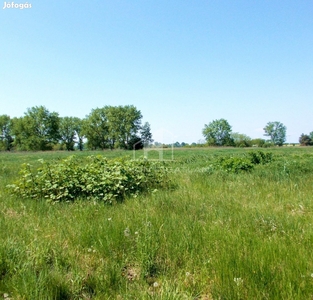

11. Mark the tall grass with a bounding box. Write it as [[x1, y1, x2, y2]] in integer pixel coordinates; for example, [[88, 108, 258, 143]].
[[0, 148, 313, 299]]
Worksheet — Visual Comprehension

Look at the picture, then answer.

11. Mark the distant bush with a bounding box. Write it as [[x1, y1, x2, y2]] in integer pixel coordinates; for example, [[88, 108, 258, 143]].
[[218, 156, 254, 173], [246, 150, 273, 164], [7, 156, 170, 203], [299, 133, 312, 146], [262, 143, 272, 148], [217, 151, 273, 173], [250, 138, 266, 147]]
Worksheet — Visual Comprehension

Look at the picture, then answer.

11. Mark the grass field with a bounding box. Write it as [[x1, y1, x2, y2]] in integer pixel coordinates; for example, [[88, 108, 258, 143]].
[[1, 147, 313, 299]]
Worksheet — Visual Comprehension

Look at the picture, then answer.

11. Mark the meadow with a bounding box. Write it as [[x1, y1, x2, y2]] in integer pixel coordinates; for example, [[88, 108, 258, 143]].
[[1, 147, 313, 299]]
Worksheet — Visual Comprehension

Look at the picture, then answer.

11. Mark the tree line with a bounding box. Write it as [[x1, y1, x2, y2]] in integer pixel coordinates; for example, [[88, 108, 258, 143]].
[[201, 119, 288, 147], [1, 108, 312, 151], [0, 105, 153, 151], [201, 119, 312, 147]]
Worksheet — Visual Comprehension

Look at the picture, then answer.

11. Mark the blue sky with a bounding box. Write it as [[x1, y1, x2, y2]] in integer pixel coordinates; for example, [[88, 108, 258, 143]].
[[1, 1, 312, 143]]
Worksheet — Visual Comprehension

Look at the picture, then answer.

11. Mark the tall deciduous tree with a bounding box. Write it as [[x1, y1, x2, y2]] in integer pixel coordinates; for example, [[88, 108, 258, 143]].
[[59, 117, 77, 151], [263, 121, 286, 146], [104, 105, 142, 149], [83, 108, 109, 150], [12, 106, 60, 151], [140, 122, 153, 146], [104, 106, 123, 149], [115, 105, 142, 149], [0, 114, 14, 151], [202, 119, 233, 146]]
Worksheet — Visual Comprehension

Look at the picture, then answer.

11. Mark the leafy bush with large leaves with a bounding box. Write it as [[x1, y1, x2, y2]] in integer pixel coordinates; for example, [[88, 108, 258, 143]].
[[7, 156, 170, 203], [216, 151, 273, 173], [217, 156, 254, 173]]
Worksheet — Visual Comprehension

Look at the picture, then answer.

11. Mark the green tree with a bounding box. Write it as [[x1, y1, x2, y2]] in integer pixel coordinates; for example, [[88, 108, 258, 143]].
[[83, 106, 142, 150], [263, 121, 286, 146], [105, 105, 142, 149], [0, 114, 14, 151], [231, 132, 252, 147], [83, 108, 109, 150], [12, 106, 60, 151], [116, 105, 142, 149], [202, 119, 233, 146], [59, 117, 77, 151], [140, 122, 153, 146], [299, 134, 312, 146], [103, 106, 124, 149]]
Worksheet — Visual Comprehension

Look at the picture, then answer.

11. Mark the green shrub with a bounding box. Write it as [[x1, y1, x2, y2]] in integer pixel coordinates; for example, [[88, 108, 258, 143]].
[[7, 155, 170, 203], [246, 151, 273, 165], [218, 156, 254, 173]]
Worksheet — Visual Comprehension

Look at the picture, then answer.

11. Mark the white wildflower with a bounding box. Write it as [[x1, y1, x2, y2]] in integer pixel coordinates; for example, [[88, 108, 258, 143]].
[[124, 227, 130, 237], [234, 277, 243, 286]]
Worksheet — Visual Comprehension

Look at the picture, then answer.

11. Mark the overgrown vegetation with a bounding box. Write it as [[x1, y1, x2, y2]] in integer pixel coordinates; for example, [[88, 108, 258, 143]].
[[1, 147, 313, 299], [216, 150, 273, 173], [7, 156, 171, 203]]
